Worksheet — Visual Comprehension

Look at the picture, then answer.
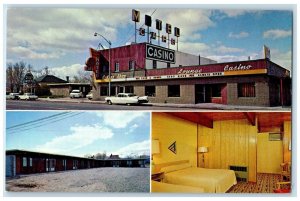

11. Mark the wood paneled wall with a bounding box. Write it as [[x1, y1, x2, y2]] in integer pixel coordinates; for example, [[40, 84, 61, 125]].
[[197, 119, 257, 182], [152, 113, 197, 169], [283, 121, 291, 163]]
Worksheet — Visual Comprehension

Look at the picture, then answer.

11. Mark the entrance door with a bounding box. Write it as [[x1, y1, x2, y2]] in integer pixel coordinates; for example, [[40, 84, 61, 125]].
[[195, 85, 206, 103], [46, 159, 56, 172]]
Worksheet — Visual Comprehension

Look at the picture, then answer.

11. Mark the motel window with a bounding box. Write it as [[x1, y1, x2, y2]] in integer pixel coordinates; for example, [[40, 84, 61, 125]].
[[153, 60, 157, 69], [167, 63, 171, 68], [129, 60, 135, 71], [238, 83, 256, 97], [125, 86, 134, 93], [29, 158, 33, 167], [145, 86, 156, 97], [23, 157, 27, 167], [115, 62, 120, 72], [168, 85, 180, 97], [100, 86, 108, 96]]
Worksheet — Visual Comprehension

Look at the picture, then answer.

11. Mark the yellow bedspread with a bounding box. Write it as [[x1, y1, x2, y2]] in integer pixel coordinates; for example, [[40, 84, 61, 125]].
[[151, 181, 205, 193], [164, 167, 237, 193]]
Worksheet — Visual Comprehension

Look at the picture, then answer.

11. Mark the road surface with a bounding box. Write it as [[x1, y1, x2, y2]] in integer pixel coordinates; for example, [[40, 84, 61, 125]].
[[6, 100, 196, 110]]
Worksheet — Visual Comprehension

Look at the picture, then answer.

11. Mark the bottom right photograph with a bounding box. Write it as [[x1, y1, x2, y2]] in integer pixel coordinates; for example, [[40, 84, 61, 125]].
[[151, 112, 292, 194]]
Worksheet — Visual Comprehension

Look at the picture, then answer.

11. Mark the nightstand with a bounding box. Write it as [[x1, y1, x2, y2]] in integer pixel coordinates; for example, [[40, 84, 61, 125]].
[[151, 171, 165, 182]]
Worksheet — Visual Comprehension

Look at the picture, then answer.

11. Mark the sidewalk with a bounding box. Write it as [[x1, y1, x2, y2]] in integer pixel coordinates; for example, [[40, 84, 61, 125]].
[[38, 97, 291, 111]]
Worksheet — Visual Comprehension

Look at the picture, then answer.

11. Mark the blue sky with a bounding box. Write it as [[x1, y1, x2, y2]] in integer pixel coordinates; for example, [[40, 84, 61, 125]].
[[6, 111, 150, 157], [5, 7, 293, 79]]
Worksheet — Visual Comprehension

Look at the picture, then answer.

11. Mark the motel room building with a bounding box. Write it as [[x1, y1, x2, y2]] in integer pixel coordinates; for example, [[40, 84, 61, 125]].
[[6, 149, 147, 177], [85, 42, 291, 107]]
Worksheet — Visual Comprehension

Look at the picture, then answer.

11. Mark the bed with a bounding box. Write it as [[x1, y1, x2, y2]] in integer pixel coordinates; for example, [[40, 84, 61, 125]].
[[151, 181, 205, 193], [159, 161, 237, 193]]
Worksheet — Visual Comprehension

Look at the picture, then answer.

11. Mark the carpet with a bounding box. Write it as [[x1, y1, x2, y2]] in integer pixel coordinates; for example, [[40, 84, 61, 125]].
[[228, 173, 290, 193]]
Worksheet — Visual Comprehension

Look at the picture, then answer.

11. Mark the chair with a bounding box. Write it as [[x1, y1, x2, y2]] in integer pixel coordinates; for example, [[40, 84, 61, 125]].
[[274, 181, 291, 193], [280, 162, 291, 181]]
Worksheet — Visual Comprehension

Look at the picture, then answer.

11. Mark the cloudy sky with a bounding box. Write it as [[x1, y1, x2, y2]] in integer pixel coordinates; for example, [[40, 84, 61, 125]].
[[5, 6, 293, 79], [6, 111, 150, 158]]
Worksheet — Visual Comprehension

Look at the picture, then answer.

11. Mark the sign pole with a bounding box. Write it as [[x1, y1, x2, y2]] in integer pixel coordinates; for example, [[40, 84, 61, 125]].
[[135, 22, 137, 43]]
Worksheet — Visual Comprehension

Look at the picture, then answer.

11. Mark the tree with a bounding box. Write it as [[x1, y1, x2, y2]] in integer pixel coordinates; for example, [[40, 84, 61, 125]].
[[94, 151, 107, 159], [71, 70, 92, 83], [6, 61, 29, 92]]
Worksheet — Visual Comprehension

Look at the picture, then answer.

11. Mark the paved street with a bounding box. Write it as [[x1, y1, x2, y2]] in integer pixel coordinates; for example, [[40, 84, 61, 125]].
[[6, 100, 196, 110], [6, 99, 290, 111]]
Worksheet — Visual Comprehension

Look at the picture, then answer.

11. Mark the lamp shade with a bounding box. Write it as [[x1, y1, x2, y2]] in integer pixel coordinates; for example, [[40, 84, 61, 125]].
[[198, 146, 208, 153], [152, 139, 160, 154]]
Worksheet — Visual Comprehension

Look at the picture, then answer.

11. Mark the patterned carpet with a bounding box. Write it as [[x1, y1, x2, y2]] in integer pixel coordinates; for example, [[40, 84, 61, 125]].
[[228, 173, 289, 193]]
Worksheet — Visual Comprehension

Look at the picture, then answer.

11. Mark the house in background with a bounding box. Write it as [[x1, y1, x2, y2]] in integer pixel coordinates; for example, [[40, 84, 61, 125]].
[[35, 75, 92, 97], [151, 112, 291, 193]]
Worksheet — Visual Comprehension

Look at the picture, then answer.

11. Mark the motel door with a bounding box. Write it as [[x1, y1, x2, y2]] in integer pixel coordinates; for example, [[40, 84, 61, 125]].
[[46, 159, 56, 172]]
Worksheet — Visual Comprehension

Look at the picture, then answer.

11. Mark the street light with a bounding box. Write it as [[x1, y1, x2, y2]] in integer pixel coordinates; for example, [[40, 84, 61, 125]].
[[94, 32, 112, 96]]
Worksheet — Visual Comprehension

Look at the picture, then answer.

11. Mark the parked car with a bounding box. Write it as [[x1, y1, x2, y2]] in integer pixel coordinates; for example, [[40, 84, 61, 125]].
[[105, 93, 148, 105], [19, 93, 38, 100], [69, 90, 83, 98], [7, 93, 20, 100], [86, 91, 93, 100]]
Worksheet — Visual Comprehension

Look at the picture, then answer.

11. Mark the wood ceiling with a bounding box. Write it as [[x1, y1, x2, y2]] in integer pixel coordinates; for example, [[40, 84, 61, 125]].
[[164, 112, 291, 133]]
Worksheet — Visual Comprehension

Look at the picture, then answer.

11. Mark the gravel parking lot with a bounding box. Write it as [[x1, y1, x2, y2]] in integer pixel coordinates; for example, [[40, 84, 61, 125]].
[[6, 167, 150, 192]]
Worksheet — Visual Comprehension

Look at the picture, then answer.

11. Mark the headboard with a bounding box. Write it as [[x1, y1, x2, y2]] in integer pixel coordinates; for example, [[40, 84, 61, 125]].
[[154, 160, 189, 172]]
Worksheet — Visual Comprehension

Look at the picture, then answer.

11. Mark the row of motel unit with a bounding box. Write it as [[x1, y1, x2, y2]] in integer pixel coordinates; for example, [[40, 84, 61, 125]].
[[6, 150, 147, 177], [85, 42, 291, 106]]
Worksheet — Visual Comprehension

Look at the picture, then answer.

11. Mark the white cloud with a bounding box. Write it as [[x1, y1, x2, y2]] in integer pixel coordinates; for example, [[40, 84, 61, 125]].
[[263, 29, 292, 39], [221, 10, 248, 18], [125, 124, 139, 135], [269, 49, 292, 72], [114, 140, 150, 158], [9, 46, 63, 59], [35, 124, 114, 155], [95, 111, 147, 129], [207, 55, 250, 63], [228, 31, 249, 39], [50, 63, 92, 80], [6, 8, 131, 62], [216, 45, 244, 54]]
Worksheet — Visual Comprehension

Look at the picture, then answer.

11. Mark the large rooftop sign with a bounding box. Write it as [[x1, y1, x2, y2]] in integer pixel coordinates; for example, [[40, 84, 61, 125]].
[[132, 9, 180, 48], [146, 44, 175, 63]]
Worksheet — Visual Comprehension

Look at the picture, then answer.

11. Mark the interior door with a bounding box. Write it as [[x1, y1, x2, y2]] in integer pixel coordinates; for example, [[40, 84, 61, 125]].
[[257, 133, 283, 174]]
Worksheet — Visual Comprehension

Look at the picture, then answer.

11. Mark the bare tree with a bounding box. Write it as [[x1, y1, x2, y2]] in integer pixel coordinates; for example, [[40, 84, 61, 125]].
[[6, 61, 29, 92]]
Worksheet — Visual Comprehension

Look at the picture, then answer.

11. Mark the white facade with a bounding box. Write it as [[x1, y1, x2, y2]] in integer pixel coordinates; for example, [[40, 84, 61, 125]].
[[145, 51, 216, 69]]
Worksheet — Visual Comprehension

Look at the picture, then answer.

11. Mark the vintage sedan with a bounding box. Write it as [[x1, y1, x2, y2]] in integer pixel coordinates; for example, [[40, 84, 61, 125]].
[[105, 93, 148, 105], [18, 93, 38, 100]]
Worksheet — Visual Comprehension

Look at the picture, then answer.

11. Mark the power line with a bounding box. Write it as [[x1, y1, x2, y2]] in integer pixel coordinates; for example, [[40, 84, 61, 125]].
[[7, 112, 85, 134], [7, 112, 71, 130]]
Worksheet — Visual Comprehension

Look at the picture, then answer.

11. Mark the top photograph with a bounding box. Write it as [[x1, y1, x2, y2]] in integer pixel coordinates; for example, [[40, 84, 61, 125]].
[[5, 6, 293, 111]]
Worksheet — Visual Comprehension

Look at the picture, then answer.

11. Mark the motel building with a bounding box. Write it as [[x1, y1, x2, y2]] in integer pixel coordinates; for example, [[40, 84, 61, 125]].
[[84, 42, 291, 107]]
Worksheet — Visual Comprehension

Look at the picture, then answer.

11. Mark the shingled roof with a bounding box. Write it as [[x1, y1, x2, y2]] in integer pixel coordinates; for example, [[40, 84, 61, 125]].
[[35, 75, 68, 83]]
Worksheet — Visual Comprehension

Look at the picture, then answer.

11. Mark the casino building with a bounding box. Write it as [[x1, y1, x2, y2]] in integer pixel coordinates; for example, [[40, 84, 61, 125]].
[[84, 42, 291, 107]]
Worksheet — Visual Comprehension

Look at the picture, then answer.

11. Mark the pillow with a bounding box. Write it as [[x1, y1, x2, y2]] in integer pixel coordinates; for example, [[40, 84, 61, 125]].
[[160, 163, 191, 173]]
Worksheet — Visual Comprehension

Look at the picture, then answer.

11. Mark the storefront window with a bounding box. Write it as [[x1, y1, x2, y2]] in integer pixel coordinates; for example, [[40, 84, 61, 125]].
[[115, 62, 119, 72], [168, 85, 180, 97], [211, 85, 222, 97], [125, 86, 134, 93], [145, 86, 156, 97], [129, 60, 135, 71], [238, 83, 256, 97], [100, 86, 108, 96], [29, 158, 33, 167]]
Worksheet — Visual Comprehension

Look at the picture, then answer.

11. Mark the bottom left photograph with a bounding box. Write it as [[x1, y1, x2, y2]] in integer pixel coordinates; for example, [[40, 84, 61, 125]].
[[5, 111, 150, 193]]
